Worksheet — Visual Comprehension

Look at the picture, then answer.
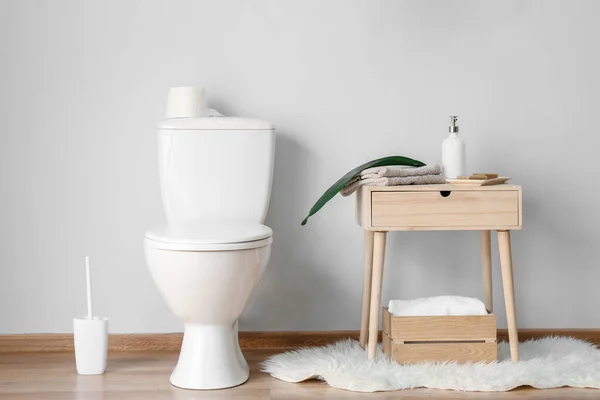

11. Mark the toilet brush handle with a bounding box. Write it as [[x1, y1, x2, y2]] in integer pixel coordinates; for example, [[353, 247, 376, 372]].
[[85, 257, 93, 319]]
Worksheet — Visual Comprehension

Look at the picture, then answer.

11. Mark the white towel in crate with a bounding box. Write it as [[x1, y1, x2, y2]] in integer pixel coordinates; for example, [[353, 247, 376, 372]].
[[388, 296, 487, 317]]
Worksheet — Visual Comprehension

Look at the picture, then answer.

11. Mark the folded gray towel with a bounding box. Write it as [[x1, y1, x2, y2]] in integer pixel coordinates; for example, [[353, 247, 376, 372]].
[[341, 174, 447, 197], [360, 163, 442, 179]]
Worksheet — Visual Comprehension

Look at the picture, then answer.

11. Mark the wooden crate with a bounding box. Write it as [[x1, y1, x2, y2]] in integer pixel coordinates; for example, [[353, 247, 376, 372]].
[[382, 307, 497, 364]]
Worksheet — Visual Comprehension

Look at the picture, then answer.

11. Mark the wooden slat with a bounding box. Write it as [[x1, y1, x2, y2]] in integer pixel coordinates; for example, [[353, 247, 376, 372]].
[[382, 307, 496, 342], [382, 328, 391, 355], [382, 305, 391, 337], [390, 341, 498, 364], [393, 316, 496, 342]]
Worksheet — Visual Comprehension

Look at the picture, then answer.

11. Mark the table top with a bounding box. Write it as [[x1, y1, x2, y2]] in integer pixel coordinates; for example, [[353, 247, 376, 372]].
[[357, 183, 521, 193]]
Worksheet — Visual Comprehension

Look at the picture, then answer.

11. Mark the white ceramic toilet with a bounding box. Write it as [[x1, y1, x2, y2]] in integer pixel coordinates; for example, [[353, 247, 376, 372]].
[[144, 87, 275, 390]]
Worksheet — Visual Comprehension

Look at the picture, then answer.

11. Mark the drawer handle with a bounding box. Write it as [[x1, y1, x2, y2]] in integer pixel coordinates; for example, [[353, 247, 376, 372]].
[[440, 191, 451, 197]]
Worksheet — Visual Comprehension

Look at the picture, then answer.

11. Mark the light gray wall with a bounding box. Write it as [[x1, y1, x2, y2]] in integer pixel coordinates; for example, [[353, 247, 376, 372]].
[[1, 0, 598, 334]]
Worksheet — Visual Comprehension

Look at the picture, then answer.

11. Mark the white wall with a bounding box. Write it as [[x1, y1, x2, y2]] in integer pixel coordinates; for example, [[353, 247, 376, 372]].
[[1, 0, 599, 334]]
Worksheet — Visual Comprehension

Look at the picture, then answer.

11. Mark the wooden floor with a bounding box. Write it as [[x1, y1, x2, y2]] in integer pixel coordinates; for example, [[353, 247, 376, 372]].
[[1, 350, 599, 399]]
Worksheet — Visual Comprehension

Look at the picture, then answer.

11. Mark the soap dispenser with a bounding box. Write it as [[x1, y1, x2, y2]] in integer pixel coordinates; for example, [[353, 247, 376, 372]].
[[442, 116, 466, 179]]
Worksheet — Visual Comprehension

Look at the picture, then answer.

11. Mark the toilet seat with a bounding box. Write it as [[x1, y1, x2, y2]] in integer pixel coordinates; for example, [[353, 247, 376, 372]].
[[145, 223, 273, 251]]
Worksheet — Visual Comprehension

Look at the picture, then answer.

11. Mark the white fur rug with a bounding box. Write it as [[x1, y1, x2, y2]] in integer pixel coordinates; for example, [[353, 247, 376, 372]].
[[262, 337, 600, 392]]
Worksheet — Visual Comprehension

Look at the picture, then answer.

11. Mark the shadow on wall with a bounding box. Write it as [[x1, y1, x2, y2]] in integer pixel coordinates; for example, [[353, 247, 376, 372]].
[[240, 133, 338, 330]]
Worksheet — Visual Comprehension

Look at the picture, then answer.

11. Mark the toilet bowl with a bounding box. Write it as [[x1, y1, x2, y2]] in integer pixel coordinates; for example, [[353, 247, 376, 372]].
[[145, 223, 272, 389], [145, 87, 275, 390]]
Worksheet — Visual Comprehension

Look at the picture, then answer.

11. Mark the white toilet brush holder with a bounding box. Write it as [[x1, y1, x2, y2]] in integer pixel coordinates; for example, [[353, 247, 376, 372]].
[[73, 256, 108, 375], [73, 316, 108, 375]]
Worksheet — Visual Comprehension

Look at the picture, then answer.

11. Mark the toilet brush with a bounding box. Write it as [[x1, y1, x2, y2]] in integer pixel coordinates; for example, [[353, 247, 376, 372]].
[[73, 256, 108, 375]]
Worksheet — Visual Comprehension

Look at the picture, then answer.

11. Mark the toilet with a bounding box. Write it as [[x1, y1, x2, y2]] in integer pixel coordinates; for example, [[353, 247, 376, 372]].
[[144, 87, 275, 390]]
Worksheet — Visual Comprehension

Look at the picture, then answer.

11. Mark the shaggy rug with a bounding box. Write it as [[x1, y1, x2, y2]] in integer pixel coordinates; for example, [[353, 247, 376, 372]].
[[262, 337, 600, 392]]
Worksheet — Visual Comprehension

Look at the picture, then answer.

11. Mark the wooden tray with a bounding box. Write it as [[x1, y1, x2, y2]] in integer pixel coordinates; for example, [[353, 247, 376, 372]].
[[446, 177, 511, 186]]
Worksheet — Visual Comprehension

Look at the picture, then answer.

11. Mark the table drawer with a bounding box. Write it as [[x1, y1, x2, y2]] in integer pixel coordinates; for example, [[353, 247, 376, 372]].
[[371, 190, 519, 229]]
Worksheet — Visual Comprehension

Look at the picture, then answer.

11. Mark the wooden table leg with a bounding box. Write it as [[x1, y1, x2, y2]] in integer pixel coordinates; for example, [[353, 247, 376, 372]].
[[498, 230, 519, 361], [481, 230, 493, 313], [368, 231, 387, 360], [359, 230, 375, 349]]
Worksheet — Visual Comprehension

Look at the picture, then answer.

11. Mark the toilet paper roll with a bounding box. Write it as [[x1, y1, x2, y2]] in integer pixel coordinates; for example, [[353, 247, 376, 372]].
[[165, 86, 207, 119]]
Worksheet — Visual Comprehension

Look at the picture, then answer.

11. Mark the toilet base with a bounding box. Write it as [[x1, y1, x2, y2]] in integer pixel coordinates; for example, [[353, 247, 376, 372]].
[[170, 322, 249, 390]]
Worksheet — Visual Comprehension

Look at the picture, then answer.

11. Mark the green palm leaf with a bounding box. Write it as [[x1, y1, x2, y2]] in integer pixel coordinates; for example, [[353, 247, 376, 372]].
[[301, 155, 426, 226]]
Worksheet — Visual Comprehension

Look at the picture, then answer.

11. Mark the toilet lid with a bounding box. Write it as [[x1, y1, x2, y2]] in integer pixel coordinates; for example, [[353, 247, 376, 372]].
[[145, 223, 273, 251]]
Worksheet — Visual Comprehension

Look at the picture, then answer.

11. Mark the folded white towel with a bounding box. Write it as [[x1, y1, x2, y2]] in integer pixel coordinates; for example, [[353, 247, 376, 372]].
[[388, 296, 488, 317], [341, 174, 447, 196], [360, 164, 443, 180]]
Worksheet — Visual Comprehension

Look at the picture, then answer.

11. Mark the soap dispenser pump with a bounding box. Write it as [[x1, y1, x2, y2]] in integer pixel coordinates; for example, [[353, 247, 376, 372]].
[[442, 116, 466, 179]]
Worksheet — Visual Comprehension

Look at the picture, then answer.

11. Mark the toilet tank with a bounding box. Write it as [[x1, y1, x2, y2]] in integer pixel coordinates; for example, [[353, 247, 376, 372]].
[[157, 117, 275, 225]]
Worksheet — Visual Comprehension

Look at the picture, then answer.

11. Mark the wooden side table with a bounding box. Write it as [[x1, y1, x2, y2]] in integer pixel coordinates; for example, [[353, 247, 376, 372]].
[[355, 184, 522, 361]]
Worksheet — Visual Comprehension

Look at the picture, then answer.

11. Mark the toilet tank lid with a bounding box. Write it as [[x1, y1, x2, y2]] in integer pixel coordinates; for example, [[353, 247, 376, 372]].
[[158, 117, 274, 131], [145, 223, 273, 245]]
